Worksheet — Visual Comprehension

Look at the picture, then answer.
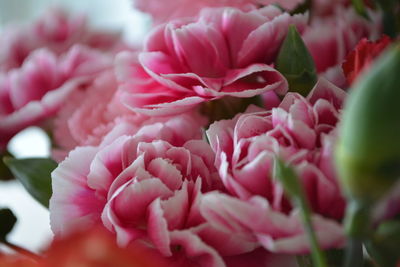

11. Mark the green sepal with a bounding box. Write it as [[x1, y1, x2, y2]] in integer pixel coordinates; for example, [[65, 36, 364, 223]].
[[3, 157, 57, 208], [276, 24, 317, 97]]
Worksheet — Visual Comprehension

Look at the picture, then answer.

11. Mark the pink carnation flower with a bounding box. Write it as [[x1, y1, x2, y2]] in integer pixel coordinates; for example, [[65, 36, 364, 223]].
[[203, 78, 347, 253], [118, 6, 307, 115], [0, 45, 111, 150], [50, 120, 267, 266], [133, 0, 303, 24], [0, 7, 122, 72]]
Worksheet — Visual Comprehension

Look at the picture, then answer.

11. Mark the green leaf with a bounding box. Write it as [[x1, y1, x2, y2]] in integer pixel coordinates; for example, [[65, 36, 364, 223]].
[[276, 24, 317, 97], [0, 150, 14, 181], [274, 158, 328, 267], [0, 208, 17, 241], [3, 157, 57, 208]]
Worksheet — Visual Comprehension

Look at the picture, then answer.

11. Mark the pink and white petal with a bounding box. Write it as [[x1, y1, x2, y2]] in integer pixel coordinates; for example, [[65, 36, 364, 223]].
[[201, 193, 345, 253], [147, 157, 184, 191], [148, 198, 173, 256], [60, 44, 112, 77], [87, 136, 131, 196], [194, 223, 259, 256], [219, 152, 254, 199], [50, 146, 104, 236], [306, 78, 346, 109], [183, 140, 216, 173], [159, 181, 190, 230], [8, 49, 61, 109], [200, 7, 269, 64], [102, 190, 147, 247], [237, 13, 292, 66], [257, 213, 345, 254], [232, 151, 275, 197], [123, 95, 205, 116], [0, 78, 86, 148], [148, 182, 191, 256], [206, 118, 236, 157], [222, 64, 288, 96], [165, 22, 229, 77], [139, 52, 193, 93], [169, 230, 226, 267], [234, 113, 272, 142], [110, 178, 174, 225]]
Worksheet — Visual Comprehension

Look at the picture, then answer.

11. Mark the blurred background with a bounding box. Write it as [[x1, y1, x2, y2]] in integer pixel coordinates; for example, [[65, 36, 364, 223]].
[[0, 0, 149, 252]]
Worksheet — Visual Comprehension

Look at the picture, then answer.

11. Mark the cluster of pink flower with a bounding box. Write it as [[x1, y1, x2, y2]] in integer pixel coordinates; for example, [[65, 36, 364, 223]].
[[0, 1, 397, 267]]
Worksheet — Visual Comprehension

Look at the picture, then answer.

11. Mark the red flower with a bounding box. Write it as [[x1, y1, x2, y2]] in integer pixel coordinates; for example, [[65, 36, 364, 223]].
[[342, 35, 392, 85], [0, 226, 170, 267]]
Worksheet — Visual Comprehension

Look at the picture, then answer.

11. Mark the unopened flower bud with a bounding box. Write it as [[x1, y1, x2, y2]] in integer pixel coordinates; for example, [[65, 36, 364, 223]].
[[336, 46, 400, 205]]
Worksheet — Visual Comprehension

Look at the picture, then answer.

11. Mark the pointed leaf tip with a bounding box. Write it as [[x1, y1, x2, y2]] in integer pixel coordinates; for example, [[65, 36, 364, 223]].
[[3, 157, 57, 208], [276, 24, 317, 96]]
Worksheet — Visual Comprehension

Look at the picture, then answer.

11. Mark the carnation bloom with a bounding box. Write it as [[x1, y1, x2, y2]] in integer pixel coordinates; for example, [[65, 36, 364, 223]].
[[50, 123, 300, 266], [342, 35, 392, 85], [133, 0, 303, 24], [0, 45, 111, 150], [0, 7, 124, 150], [51, 117, 254, 266], [118, 6, 307, 115], [303, 7, 380, 87], [203, 78, 347, 253]]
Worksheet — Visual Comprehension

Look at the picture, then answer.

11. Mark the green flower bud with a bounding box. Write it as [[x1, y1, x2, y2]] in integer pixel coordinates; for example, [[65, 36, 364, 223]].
[[336, 46, 400, 205], [276, 24, 317, 97]]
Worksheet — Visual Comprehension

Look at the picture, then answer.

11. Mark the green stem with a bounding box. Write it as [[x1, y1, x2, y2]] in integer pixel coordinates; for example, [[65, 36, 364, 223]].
[[342, 201, 370, 267], [298, 198, 328, 267], [343, 238, 363, 267]]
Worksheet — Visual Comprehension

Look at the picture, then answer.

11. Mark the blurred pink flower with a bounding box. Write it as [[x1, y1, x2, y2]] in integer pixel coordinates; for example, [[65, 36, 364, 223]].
[[303, 7, 380, 87], [0, 45, 111, 150], [312, 0, 349, 16], [203, 78, 347, 253], [118, 6, 307, 115], [133, 0, 303, 24], [0, 7, 122, 72]]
